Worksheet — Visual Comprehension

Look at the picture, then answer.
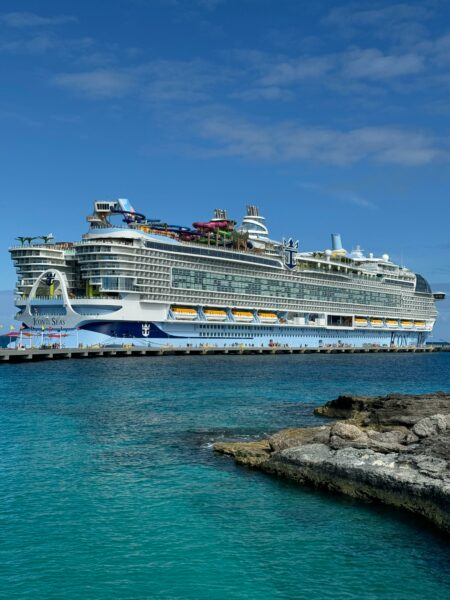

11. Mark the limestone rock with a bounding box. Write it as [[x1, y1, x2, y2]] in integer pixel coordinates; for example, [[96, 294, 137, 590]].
[[315, 392, 450, 427], [216, 391, 450, 533], [269, 426, 330, 452], [413, 414, 447, 438], [331, 422, 365, 440], [213, 439, 271, 467], [329, 422, 368, 449]]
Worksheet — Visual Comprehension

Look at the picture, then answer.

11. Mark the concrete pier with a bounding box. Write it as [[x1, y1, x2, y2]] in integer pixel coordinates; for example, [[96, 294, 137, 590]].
[[0, 344, 447, 364]]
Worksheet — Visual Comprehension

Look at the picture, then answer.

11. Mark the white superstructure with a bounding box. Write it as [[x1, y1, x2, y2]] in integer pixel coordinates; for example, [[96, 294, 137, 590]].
[[9, 200, 443, 347]]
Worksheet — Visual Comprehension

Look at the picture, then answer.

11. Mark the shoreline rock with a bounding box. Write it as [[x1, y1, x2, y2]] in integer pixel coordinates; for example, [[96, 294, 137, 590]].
[[214, 392, 450, 533]]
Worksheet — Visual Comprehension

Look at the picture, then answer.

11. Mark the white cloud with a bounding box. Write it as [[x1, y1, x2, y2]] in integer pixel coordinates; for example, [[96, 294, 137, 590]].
[[298, 182, 378, 209], [340, 192, 378, 210], [0, 33, 93, 55], [188, 112, 447, 166], [258, 56, 335, 86], [227, 43, 430, 103], [342, 48, 424, 79], [324, 3, 431, 34], [53, 59, 231, 102], [230, 86, 294, 101], [0, 12, 77, 27], [142, 59, 229, 103], [53, 69, 135, 98], [0, 34, 56, 54]]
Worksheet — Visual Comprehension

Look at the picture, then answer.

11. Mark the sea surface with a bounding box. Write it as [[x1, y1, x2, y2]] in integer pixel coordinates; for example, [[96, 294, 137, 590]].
[[1, 352, 450, 599]]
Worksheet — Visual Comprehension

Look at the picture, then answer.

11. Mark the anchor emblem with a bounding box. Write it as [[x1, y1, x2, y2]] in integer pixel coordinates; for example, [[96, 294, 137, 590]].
[[282, 238, 299, 270], [141, 323, 150, 337]]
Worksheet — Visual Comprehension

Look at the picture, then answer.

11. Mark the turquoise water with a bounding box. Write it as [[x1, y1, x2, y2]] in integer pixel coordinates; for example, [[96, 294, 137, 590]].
[[1, 353, 450, 599]]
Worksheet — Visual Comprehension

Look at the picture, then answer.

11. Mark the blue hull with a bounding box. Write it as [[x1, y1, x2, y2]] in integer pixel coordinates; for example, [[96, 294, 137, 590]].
[[81, 321, 428, 348]]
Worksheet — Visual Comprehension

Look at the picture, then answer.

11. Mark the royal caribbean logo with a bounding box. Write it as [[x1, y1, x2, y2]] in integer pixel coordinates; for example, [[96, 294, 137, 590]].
[[141, 323, 150, 337], [282, 238, 299, 270]]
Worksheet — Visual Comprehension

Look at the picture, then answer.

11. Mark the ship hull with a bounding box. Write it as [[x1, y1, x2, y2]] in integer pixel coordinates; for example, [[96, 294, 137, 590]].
[[80, 320, 428, 348]]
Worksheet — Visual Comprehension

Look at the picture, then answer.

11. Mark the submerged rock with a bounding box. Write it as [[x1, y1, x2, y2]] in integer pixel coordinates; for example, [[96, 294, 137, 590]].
[[214, 392, 450, 533]]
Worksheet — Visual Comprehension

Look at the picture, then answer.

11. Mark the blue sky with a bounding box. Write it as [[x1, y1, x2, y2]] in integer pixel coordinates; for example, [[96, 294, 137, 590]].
[[1, 0, 449, 336]]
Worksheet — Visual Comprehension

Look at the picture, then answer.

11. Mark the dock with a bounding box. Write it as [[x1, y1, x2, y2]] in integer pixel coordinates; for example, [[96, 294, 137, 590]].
[[0, 344, 448, 363]]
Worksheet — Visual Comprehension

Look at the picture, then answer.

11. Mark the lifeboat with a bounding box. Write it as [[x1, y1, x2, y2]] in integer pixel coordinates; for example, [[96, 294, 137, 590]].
[[258, 311, 278, 324], [172, 306, 198, 320], [386, 319, 398, 328], [354, 317, 368, 327], [401, 320, 413, 328], [371, 318, 383, 327], [232, 309, 254, 322], [204, 308, 227, 321], [414, 320, 426, 328]]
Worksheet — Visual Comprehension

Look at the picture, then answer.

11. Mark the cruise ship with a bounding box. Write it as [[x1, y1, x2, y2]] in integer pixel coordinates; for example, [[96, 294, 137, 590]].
[[9, 199, 444, 348]]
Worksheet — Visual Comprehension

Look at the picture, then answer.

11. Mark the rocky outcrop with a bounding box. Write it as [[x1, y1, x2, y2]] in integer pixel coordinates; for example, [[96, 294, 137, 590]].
[[314, 391, 450, 427], [214, 392, 450, 533]]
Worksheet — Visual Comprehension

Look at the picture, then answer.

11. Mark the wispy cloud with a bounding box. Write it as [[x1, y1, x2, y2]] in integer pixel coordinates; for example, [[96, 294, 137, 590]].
[[53, 59, 231, 102], [0, 12, 77, 28], [28, 1, 450, 171], [258, 55, 335, 86], [185, 110, 448, 166], [0, 34, 56, 54], [0, 33, 93, 56], [142, 59, 230, 103], [342, 48, 424, 79], [339, 192, 378, 210], [299, 182, 378, 210], [53, 69, 135, 99], [230, 86, 294, 101], [324, 3, 432, 41], [225, 43, 433, 104]]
